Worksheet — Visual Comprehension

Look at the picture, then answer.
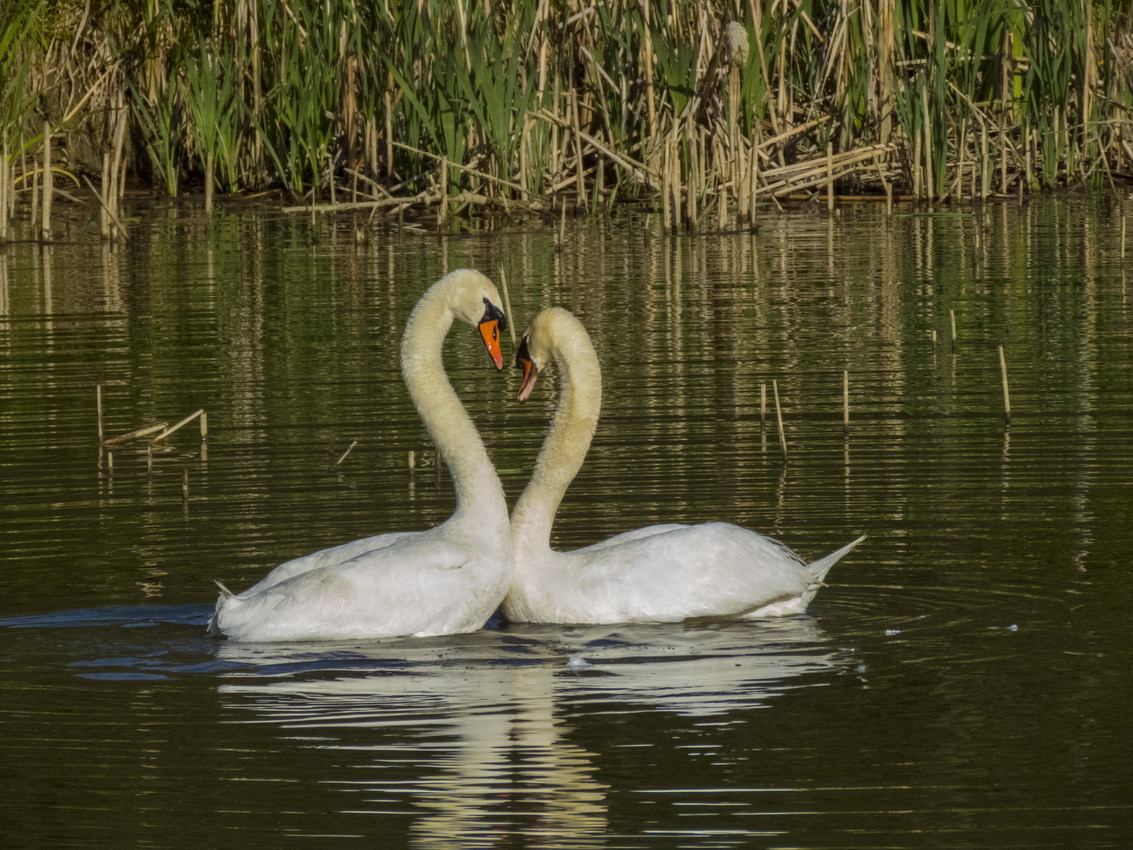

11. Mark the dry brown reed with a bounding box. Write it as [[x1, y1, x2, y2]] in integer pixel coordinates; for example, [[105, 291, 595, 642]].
[[1, 0, 1131, 236], [772, 379, 788, 459], [102, 422, 169, 447], [331, 440, 359, 472], [152, 409, 206, 443], [843, 370, 850, 436], [999, 346, 1012, 424]]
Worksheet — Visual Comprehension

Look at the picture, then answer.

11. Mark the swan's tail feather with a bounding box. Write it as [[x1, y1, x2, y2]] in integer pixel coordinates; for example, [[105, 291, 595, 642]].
[[806, 534, 865, 589], [797, 534, 865, 607], [207, 580, 239, 637]]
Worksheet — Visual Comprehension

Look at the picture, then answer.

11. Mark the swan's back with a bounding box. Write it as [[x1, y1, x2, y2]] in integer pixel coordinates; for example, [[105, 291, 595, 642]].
[[211, 522, 509, 641], [516, 522, 819, 624]]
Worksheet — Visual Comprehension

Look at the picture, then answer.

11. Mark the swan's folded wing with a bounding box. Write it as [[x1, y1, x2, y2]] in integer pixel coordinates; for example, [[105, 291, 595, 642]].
[[213, 537, 487, 641], [567, 523, 811, 623], [577, 523, 688, 554], [337, 536, 472, 577], [237, 530, 423, 596]]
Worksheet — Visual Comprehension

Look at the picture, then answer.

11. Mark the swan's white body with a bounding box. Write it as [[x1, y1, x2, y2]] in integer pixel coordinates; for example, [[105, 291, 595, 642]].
[[208, 269, 513, 642], [503, 307, 864, 626]]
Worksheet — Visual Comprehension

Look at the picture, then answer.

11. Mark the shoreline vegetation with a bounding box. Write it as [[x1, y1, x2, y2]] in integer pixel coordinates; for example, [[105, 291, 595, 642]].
[[2, 0, 1132, 242]]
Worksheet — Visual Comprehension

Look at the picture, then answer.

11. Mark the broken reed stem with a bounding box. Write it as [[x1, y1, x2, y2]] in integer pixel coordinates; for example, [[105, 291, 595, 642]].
[[152, 409, 205, 442], [82, 175, 130, 242], [433, 154, 446, 225], [102, 422, 169, 446], [331, 440, 359, 471], [30, 138, 37, 226], [760, 381, 767, 429], [111, 93, 128, 227], [182, 469, 189, 501], [571, 88, 585, 204], [999, 345, 1011, 423], [772, 379, 788, 459], [41, 120, 52, 240], [950, 309, 957, 347], [199, 411, 208, 441], [389, 140, 533, 196], [99, 154, 110, 239], [498, 265, 516, 345], [0, 140, 8, 241], [96, 384, 104, 442], [826, 142, 834, 213], [843, 370, 850, 436]]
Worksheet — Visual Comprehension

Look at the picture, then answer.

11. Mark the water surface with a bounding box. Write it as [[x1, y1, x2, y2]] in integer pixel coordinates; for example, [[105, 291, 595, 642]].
[[2, 198, 1131, 846]]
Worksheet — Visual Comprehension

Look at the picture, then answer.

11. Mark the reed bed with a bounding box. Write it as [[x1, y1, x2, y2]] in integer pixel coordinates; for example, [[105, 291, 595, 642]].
[[2, 0, 1133, 237]]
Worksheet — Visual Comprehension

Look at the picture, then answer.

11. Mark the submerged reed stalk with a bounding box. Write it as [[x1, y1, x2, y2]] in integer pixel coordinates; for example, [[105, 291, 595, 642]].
[[827, 143, 834, 213], [772, 379, 788, 459], [0, 140, 8, 241], [331, 440, 359, 471], [152, 409, 206, 443], [84, 174, 128, 242], [102, 422, 169, 447], [40, 120, 52, 240], [843, 370, 850, 436]]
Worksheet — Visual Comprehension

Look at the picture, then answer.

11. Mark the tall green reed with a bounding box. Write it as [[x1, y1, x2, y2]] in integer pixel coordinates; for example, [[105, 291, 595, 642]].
[[182, 41, 242, 206], [4, 0, 1133, 230]]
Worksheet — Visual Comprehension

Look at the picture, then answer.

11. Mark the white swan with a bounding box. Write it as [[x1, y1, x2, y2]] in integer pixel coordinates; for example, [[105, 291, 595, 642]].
[[503, 307, 864, 625], [208, 269, 513, 641]]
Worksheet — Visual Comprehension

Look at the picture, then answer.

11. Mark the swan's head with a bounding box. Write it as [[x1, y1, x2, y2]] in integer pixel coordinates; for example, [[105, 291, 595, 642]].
[[515, 307, 586, 402], [442, 269, 509, 370]]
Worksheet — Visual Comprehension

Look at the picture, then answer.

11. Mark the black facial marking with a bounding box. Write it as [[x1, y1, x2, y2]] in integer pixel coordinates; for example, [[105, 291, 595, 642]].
[[481, 298, 508, 332], [515, 336, 531, 369]]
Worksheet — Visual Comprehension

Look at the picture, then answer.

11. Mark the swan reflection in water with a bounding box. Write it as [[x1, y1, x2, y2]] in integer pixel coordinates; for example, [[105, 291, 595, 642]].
[[215, 618, 847, 846]]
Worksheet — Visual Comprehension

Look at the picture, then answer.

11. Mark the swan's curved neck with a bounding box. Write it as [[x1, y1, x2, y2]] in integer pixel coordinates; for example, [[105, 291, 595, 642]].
[[401, 292, 507, 530], [511, 326, 602, 555]]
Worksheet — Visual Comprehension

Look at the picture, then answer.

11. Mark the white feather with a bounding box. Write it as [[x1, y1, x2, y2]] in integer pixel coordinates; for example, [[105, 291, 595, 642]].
[[208, 270, 512, 641], [504, 307, 864, 625]]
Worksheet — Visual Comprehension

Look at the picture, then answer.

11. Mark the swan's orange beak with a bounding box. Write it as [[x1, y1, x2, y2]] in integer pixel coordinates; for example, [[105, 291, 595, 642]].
[[479, 319, 504, 370], [478, 298, 508, 370], [516, 336, 539, 402]]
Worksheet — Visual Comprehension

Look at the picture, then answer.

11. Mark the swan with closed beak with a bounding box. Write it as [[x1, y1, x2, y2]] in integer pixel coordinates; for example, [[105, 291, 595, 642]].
[[504, 307, 863, 625], [208, 269, 512, 641]]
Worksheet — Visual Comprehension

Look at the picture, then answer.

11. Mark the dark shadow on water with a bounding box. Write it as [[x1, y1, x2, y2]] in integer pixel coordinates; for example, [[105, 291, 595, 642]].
[[0, 600, 845, 701], [0, 602, 212, 630]]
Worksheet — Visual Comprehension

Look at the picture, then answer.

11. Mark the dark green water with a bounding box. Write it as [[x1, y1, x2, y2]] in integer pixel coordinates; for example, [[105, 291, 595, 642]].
[[2, 198, 1131, 847]]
